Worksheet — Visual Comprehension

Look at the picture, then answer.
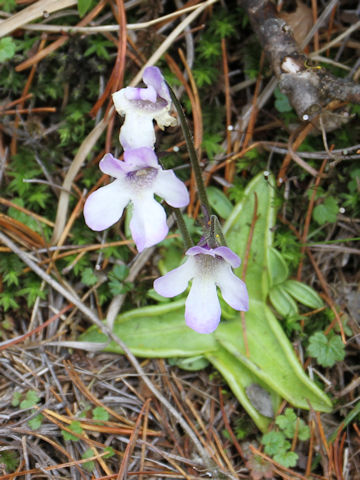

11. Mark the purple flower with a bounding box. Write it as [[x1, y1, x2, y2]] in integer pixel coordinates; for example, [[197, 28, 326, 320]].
[[154, 246, 249, 334], [83, 147, 189, 252], [112, 66, 176, 150]]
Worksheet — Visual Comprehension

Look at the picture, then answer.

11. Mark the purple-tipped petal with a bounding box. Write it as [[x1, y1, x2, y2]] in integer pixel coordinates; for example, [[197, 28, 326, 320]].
[[185, 277, 221, 334], [143, 66, 171, 103], [124, 85, 157, 103], [213, 246, 241, 268], [186, 245, 212, 257], [130, 193, 168, 251], [124, 147, 159, 171], [154, 257, 196, 297], [216, 264, 249, 311], [99, 153, 126, 177], [154, 170, 189, 208], [84, 181, 130, 231]]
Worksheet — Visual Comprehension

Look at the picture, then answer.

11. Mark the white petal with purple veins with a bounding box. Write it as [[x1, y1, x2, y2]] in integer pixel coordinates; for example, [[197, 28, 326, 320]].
[[216, 263, 249, 311], [154, 170, 189, 208], [185, 277, 221, 334], [84, 181, 130, 231], [154, 257, 196, 298], [130, 192, 168, 251]]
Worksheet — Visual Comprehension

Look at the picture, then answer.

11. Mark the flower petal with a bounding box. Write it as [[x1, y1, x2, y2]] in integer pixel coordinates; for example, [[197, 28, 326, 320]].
[[154, 257, 196, 297], [213, 246, 241, 268], [130, 193, 168, 251], [185, 277, 221, 334], [143, 66, 171, 104], [99, 153, 126, 178], [84, 180, 130, 231], [120, 113, 156, 150], [216, 263, 249, 311], [124, 85, 157, 103], [153, 170, 189, 208], [124, 147, 159, 171]]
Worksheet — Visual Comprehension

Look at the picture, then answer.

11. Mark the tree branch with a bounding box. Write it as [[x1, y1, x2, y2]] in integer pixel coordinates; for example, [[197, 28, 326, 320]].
[[240, 0, 360, 122]]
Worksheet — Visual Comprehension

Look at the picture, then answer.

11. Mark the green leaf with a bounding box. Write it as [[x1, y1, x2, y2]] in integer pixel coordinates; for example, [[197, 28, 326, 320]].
[[275, 408, 310, 440], [206, 346, 277, 431], [62, 421, 84, 441], [206, 186, 233, 219], [103, 446, 115, 459], [215, 302, 332, 414], [268, 248, 289, 286], [28, 413, 43, 430], [20, 391, 40, 409], [11, 391, 21, 407], [0, 37, 16, 62], [81, 267, 98, 287], [92, 406, 109, 422], [223, 172, 277, 302], [168, 355, 210, 371], [0, 451, 19, 473], [269, 284, 298, 317], [77, 0, 93, 17], [307, 332, 345, 367], [273, 450, 298, 468], [313, 197, 338, 225], [81, 448, 95, 472], [262, 431, 289, 456], [80, 300, 217, 357], [282, 279, 323, 309], [0, 292, 20, 311]]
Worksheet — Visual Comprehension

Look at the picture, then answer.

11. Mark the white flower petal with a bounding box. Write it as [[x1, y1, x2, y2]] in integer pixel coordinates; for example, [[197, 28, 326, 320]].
[[130, 193, 168, 251], [84, 181, 130, 231], [153, 170, 189, 208], [216, 264, 249, 311], [185, 277, 221, 334], [99, 153, 125, 178], [120, 113, 156, 150], [153, 257, 196, 297]]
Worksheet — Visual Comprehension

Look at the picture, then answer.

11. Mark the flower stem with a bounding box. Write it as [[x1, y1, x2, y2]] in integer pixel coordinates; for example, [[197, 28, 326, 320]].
[[167, 83, 211, 214], [170, 206, 194, 250]]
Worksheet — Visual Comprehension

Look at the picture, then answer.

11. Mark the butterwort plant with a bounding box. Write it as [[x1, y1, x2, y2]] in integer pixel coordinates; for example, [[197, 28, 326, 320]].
[[83, 65, 249, 334]]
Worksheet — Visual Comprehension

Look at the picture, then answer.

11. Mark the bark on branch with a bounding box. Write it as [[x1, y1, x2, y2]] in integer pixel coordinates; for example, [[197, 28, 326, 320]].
[[239, 0, 360, 123]]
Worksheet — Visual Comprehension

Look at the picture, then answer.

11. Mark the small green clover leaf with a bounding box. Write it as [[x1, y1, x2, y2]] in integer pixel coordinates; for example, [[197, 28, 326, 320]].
[[273, 450, 298, 468], [20, 391, 40, 409], [275, 408, 310, 441], [81, 449, 95, 472], [313, 197, 338, 225], [11, 391, 21, 407], [62, 421, 84, 441], [28, 413, 44, 430], [0, 37, 16, 62], [262, 430, 299, 468], [262, 431, 290, 456], [81, 267, 98, 286], [307, 332, 345, 367], [92, 406, 109, 422], [103, 446, 115, 459]]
